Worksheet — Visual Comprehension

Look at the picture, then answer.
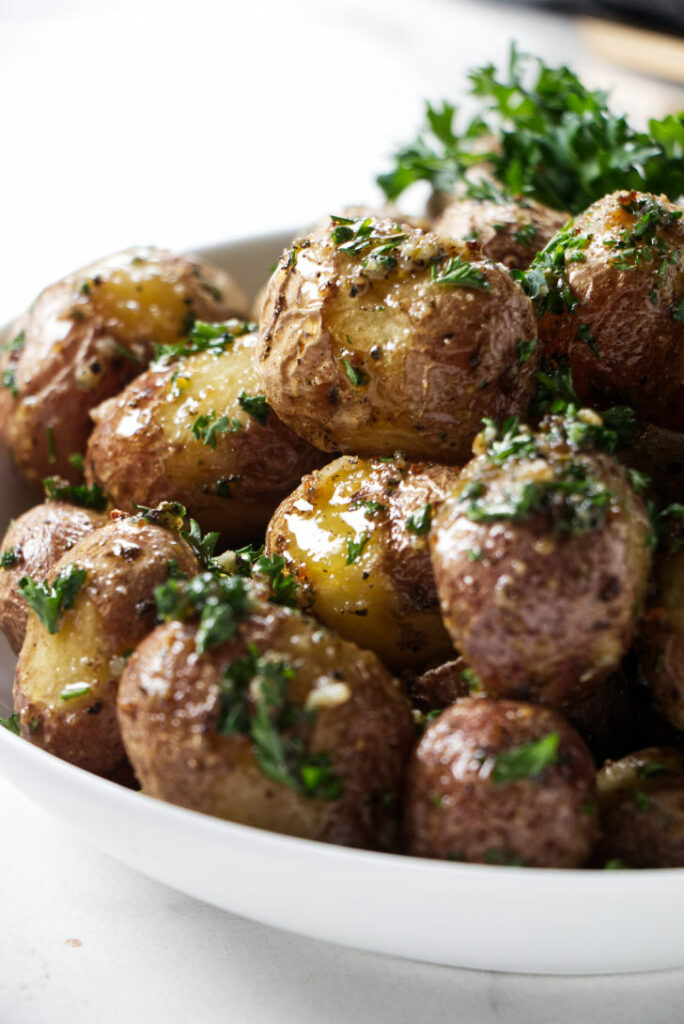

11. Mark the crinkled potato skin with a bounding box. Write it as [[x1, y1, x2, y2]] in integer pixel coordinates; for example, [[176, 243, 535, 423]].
[[0, 247, 247, 488], [0, 500, 106, 653], [404, 697, 598, 867], [117, 604, 414, 850], [539, 190, 684, 430], [259, 218, 539, 462], [434, 193, 568, 269], [265, 454, 460, 671], [596, 747, 684, 867], [13, 516, 200, 776], [430, 449, 652, 707], [85, 329, 324, 542]]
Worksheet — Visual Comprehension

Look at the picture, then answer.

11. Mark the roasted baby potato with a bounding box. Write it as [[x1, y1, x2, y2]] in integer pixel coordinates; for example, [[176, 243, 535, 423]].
[[596, 747, 684, 867], [259, 215, 539, 462], [13, 508, 200, 776], [117, 580, 414, 849], [430, 411, 652, 706], [265, 454, 459, 671], [85, 320, 323, 542], [0, 247, 248, 487], [533, 191, 684, 430], [0, 498, 107, 653], [638, 542, 684, 732], [404, 697, 598, 867], [434, 190, 567, 269]]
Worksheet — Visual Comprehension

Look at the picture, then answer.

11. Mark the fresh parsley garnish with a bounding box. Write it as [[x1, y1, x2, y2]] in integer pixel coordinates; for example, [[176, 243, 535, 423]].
[[216, 644, 342, 800], [406, 503, 433, 534], [238, 391, 270, 426], [346, 534, 370, 564], [18, 564, 87, 634], [191, 411, 242, 448], [377, 46, 684, 214], [43, 476, 108, 511], [491, 732, 560, 784], [430, 255, 489, 290], [342, 359, 368, 387], [0, 712, 20, 734], [1, 547, 19, 569], [154, 319, 256, 362], [517, 338, 537, 364], [1, 368, 17, 397], [155, 571, 251, 653]]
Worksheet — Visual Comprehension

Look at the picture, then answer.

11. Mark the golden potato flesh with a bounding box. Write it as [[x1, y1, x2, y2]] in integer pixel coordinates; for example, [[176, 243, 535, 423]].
[[259, 216, 538, 462], [430, 412, 652, 707], [13, 513, 200, 776], [0, 500, 106, 653], [534, 191, 684, 430], [638, 546, 684, 732], [597, 747, 684, 867], [0, 247, 248, 487], [117, 593, 414, 850], [85, 321, 323, 543], [404, 697, 597, 867], [265, 454, 459, 671], [434, 191, 568, 269]]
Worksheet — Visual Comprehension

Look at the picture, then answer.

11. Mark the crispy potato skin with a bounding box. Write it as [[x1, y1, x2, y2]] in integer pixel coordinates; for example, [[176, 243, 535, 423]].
[[434, 194, 567, 269], [13, 517, 200, 776], [538, 191, 684, 429], [638, 548, 684, 732], [85, 328, 324, 542], [265, 455, 459, 670], [404, 697, 597, 867], [403, 656, 470, 713], [0, 501, 106, 653], [430, 434, 652, 706], [117, 604, 414, 850], [259, 218, 538, 462], [596, 747, 684, 867], [0, 247, 247, 487]]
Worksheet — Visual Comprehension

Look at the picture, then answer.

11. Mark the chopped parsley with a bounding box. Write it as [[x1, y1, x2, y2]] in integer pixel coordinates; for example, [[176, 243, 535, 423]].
[[515, 225, 591, 316], [3, 330, 25, 353], [68, 452, 85, 471], [1, 368, 17, 397], [45, 427, 57, 464], [633, 788, 651, 813], [191, 411, 242, 448], [342, 359, 368, 387], [155, 571, 251, 653], [180, 518, 219, 570], [1, 547, 19, 569], [512, 222, 538, 247], [154, 318, 256, 362], [430, 255, 489, 290], [575, 323, 599, 358], [59, 683, 92, 702], [43, 476, 108, 511], [0, 712, 20, 734], [330, 215, 407, 269], [406, 503, 433, 534], [636, 761, 668, 779], [18, 564, 87, 634], [351, 499, 386, 518], [252, 553, 299, 607], [491, 732, 560, 784], [517, 338, 537, 364], [217, 644, 342, 800], [238, 391, 270, 426], [346, 534, 370, 564]]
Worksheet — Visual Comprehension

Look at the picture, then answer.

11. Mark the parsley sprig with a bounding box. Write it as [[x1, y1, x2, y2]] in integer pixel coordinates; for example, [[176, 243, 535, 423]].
[[154, 319, 256, 362], [377, 45, 684, 214], [19, 564, 87, 634]]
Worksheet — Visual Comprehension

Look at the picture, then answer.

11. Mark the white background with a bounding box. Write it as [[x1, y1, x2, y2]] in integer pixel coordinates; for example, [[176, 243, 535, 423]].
[[2, 1, 684, 1021]]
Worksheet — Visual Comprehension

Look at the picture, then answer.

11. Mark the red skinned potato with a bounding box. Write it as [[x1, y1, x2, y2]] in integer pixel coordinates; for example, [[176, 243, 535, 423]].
[[85, 320, 324, 542], [404, 697, 598, 867], [434, 189, 567, 269], [596, 748, 684, 868], [265, 453, 460, 671], [0, 247, 247, 487], [0, 498, 106, 652], [117, 582, 414, 850], [638, 541, 684, 733], [12, 508, 200, 777], [429, 411, 652, 706], [259, 215, 539, 463], [533, 191, 684, 430]]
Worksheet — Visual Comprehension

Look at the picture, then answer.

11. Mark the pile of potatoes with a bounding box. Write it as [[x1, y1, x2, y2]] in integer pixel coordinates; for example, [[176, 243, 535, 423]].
[[3, 186, 684, 869]]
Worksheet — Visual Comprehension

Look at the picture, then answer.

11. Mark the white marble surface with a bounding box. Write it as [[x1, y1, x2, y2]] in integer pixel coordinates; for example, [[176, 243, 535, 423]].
[[2, 1, 684, 1020]]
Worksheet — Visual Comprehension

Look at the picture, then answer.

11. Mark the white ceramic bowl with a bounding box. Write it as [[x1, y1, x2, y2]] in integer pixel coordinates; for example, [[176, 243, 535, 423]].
[[2, 231, 684, 976]]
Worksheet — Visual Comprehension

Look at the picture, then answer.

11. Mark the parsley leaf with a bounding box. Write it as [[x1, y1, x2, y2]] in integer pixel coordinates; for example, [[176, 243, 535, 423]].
[[18, 564, 87, 634], [0, 712, 20, 735], [406, 503, 433, 534], [491, 732, 560, 784], [342, 359, 368, 387], [154, 319, 256, 362], [238, 391, 270, 426], [431, 256, 489, 290], [346, 534, 370, 564], [43, 476, 108, 511], [155, 572, 251, 653]]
